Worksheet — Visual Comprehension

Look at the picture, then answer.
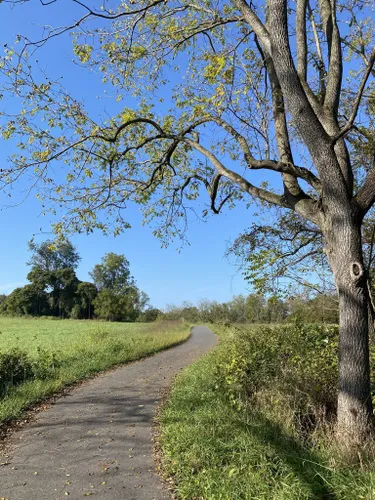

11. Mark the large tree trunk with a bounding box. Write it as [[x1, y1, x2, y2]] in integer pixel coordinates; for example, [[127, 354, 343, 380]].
[[326, 219, 374, 443]]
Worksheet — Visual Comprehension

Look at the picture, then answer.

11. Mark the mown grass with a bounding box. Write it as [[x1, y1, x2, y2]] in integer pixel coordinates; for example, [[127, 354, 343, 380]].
[[0, 317, 190, 426], [159, 323, 375, 499]]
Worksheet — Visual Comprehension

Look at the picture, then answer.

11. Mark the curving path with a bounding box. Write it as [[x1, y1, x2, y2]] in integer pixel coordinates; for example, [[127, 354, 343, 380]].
[[0, 326, 216, 500]]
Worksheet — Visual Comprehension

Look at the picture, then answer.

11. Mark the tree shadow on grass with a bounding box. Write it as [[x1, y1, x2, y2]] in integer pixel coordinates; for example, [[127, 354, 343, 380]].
[[163, 392, 337, 499], [239, 408, 336, 499]]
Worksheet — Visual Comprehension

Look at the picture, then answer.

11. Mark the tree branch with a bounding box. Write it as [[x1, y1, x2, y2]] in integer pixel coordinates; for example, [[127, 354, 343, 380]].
[[331, 46, 375, 145], [267, 0, 348, 204], [322, 0, 342, 118], [175, 174, 233, 215], [354, 153, 375, 219], [307, 1, 326, 100], [232, 0, 271, 54], [296, 0, 308, 81], [211, 116, 322, 193], [183, 137, 288, 209]]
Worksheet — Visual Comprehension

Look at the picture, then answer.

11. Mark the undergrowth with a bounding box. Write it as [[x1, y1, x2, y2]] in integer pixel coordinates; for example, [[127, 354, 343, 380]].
[[159, 323, 375, 499]]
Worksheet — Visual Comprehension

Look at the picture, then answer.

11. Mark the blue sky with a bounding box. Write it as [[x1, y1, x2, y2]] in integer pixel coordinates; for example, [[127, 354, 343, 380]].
[[0, 1, 267, 309]]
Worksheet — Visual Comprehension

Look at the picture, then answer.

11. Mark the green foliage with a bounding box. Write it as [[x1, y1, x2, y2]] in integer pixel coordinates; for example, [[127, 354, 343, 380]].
[[2, 244, 154, 322], [162, 293, 338, 325], [93, 288, 137, 322], [6, 284, 50, 316], [71, 281, 98, 319], [214, 324, 339, 423], [288, 294, 339, 324], [32, 348, 61, 380], [28, 239, 81, 272], [90, 252, 134, 292], [228, 212, 330, 296], [136, 307, 161, 322], [90, 253, 148, 322], [159, 324, 375, 499], [0, 345, 63, 398], [0, 348, 34, 397], [0, 294, 7, 314]]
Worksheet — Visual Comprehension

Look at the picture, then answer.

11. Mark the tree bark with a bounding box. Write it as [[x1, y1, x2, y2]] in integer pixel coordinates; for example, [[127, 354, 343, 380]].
[[325, 218, 374, 442]]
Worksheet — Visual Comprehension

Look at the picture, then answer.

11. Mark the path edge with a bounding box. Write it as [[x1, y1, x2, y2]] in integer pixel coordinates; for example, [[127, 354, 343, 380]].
[[152, 325, 218, 499], [0, 327, 193, 456]]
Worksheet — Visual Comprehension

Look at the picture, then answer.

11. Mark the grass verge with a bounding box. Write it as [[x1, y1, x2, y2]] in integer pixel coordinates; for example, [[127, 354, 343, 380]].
[[0, 317, 190, 427], [159, 323, 375, 499]]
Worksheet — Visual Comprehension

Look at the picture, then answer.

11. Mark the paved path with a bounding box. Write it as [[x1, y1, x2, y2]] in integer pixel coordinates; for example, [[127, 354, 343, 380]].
[[0, 326, 216, 500]]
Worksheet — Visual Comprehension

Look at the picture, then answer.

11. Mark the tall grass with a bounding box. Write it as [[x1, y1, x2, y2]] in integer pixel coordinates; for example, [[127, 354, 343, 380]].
[[0, 317, 190, 426], [159, 323, 375, 499]]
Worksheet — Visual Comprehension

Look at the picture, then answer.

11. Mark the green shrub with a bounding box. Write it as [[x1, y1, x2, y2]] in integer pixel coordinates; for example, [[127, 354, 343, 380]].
[[0, 346, 61, 398], [0, 348, 34, 397], [32, 348, 60, 379], [213, 323, 339, 437]]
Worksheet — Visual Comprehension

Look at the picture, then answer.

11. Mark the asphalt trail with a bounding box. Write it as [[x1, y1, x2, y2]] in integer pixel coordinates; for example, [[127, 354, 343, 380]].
[[0, 326, 216, 500]]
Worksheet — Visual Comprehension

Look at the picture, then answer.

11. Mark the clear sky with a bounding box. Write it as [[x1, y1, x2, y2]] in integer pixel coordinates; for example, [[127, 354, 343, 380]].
[[0, 1, 267, 309]]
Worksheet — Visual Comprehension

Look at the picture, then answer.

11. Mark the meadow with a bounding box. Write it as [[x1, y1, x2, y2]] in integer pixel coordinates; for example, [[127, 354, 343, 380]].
[[0, 317, 190, 427]]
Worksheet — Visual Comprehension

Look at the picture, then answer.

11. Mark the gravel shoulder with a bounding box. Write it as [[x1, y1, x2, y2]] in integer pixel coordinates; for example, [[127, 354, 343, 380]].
[[0, 326, 217, 500]]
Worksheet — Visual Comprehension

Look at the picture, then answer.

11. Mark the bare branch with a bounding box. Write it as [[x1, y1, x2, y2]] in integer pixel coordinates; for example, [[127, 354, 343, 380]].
[[321, 0, 343, 117], [72, 0, 165, 20], [307, 1, 326, 100], [211, 116, 322, 193], [182, 137, 287, 207], [175, 174, 232, 215], [331, 46, 375, 145]]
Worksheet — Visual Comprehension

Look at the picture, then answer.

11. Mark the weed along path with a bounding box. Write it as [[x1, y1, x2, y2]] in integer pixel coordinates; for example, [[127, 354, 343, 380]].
[[0, 326, 216, 500]]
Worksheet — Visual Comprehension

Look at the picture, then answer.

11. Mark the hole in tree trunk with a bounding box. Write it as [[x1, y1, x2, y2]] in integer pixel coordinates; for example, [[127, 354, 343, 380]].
[[350, 262, 364, 280]]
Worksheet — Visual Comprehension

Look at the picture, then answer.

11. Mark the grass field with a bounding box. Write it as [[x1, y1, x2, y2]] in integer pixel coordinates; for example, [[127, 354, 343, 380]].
[[0, 317, 190, 427]]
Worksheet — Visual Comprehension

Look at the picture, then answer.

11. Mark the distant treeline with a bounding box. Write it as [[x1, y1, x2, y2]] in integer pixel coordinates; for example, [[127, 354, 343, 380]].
[[1, 239, 339, 324], [161, 293, 339, 324], [0, 240, 159, 322]]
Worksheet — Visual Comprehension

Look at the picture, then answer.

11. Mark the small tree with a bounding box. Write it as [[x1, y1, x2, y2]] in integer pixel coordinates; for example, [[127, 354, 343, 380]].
[[90, 253, 145, 321], [93, 289, 138, 322], [0, 294, 7, 315], [27, 267, 79, 317], [245, 294, 267, 323], [137, 308, 161, 322]]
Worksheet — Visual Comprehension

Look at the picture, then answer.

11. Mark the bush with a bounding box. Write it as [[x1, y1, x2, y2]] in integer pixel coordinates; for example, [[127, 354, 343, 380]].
[[70, 304, 84, 320], [214, 323, 339, 438], [0, 347, 61, 397], [0, 348, 34, 397], [136, 308, 161, 322]]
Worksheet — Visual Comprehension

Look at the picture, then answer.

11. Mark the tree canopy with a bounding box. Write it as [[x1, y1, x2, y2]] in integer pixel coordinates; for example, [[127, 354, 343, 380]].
[[0, 0, 368, 238], [90, 252, 134, 291], [28, 239, 81, 272]]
